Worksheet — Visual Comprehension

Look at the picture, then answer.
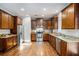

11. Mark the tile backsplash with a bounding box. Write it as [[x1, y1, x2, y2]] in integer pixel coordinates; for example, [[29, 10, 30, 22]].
[[0, 29, 10, 34], [53, 29, 79, 37]]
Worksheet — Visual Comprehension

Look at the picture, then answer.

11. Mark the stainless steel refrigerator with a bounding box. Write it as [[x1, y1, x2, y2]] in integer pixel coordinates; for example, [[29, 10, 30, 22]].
[[17, 25, 22, 45]]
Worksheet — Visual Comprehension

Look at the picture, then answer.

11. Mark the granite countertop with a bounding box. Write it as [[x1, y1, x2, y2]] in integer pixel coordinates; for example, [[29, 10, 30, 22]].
[[49, 33, 79, 42], [0, 34, 17, 39]]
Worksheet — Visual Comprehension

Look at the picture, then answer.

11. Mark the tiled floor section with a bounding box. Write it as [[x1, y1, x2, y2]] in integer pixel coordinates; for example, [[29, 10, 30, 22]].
[[0, 42, 58, 56]]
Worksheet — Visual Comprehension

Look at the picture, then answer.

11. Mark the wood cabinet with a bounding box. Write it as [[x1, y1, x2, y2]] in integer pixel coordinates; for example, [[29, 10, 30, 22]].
[[43, 20, 47, 29], [46, 20, 52, 29], [8, 15, 14, 29], [11, 16, 22, 34], [0, 10, 14, 29], [49, 34, 56, 49], [43, 33, 49, 41], [0, 35, 17, 52], [60, 40, 67, 56], [52, 16, 58, 29], [74, 3, 79, 29], [31, 20, 37, 30], [1, 12, 9, 28], [60, 40, 79, 56], [62, 4, 76, 29], [31, 33, 36, 41], [48, 34, 79, 56]]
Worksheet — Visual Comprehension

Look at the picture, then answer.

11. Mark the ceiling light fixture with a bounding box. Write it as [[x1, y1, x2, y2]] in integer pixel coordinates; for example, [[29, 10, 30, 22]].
[[42, 15, 44, 17], [56, 10, 58, 13], [26, 15, 29, 16], [43, 8, 46, 11], [20, 8, 25, 11]]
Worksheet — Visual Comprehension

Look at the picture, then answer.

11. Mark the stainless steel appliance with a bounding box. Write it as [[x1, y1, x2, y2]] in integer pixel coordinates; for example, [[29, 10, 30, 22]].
[[36, 27, 43, 42], [17, 25, 22, 45]]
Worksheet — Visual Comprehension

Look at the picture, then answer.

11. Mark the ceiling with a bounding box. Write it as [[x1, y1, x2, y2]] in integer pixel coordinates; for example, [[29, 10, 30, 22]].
[[0, 3, 69, 19]]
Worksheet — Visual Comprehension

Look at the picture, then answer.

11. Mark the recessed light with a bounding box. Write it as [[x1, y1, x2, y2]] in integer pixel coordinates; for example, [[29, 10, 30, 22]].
[[42, 15, 44, 17], [26, 15, 29, 16], [43, 8, 46, 11], [56, 10, 58, 13], [20, 8, 25, 11]]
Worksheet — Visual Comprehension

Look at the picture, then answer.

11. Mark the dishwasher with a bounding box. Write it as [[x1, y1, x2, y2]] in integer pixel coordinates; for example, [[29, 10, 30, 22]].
[[56, 38, 61, 54]]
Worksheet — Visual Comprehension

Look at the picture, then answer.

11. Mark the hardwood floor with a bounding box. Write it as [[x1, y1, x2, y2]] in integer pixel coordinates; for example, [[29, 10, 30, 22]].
[[0, 42, 58, 56]]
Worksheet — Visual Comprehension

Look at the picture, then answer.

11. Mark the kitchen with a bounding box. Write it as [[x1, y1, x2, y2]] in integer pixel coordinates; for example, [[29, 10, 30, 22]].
[[0, 3, 79, 56]]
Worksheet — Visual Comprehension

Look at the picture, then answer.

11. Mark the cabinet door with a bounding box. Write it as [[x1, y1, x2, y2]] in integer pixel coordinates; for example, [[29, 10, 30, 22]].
[[52, 36, 56, 49], [67, 4, 75, 28], [62, 9, 68, 29], [8, 15, 14, 29], [43, 34, 49, 41], [47, 20, 52, 29], [2, 12, 9, 28], [31, 20, 36, 29], [43, 20, 46, 29], [0, 39, 3, 51], [8, 15, 11, 28], [62, 4, 75, 29], [6, 38, 13, 50], [31, 33, 36, 41], [11, 16, 14, 29], [52, 16, 58, 29], [60, 40, 67, 56], [13, 36, 17, 46]]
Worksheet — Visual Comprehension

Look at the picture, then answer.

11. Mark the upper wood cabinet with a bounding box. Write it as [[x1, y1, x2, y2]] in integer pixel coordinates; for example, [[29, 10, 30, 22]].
[[62, 4, 75, 29], [31, 20, 37, 30], [52, 16, 58, 29], [0, 10, 14, 29], [43, 20, 47, 29], [1, 12, 9, 28], [8, 15, 14, 29], [45, 20, 52, 29]]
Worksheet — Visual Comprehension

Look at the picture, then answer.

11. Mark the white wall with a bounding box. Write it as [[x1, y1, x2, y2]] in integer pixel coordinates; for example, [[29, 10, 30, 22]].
[[0, 29, 10, 34], [22, 16, 31, 42]]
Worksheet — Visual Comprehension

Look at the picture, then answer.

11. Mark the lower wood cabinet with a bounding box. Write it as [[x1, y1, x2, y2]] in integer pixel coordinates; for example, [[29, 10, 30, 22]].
[[48, 34, 79, 56], [43, 33, 49, 41], [60, 40, 79, 56], [0, 35, 17, 52], [49, 34, 56, 49], [31, 33, 36, 41]]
